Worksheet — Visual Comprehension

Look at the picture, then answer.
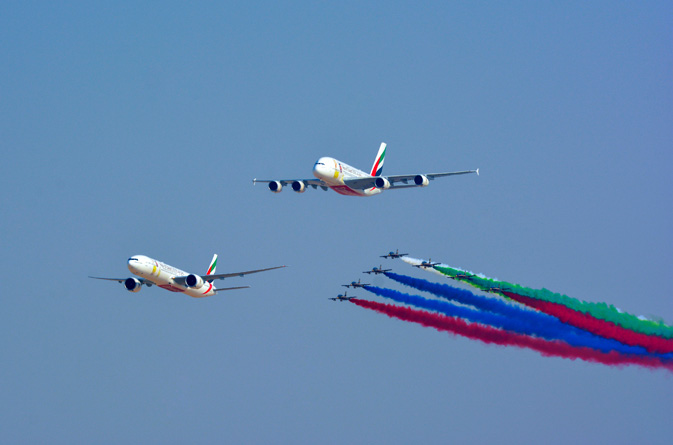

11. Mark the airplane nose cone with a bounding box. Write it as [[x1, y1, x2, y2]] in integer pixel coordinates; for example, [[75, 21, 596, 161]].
[[313, 157, 331, 179], [127, 256, 141, 273]]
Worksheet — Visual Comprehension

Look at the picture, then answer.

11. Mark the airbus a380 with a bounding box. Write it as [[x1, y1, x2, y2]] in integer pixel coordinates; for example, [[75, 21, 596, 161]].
[[90, 254, 286, 298], [253, 142, 478, 197]]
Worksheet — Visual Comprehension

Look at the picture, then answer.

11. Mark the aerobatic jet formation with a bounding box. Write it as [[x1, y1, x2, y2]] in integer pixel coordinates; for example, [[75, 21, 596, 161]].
[[90, 254, 286, 298], [253, 142, 478, 197]]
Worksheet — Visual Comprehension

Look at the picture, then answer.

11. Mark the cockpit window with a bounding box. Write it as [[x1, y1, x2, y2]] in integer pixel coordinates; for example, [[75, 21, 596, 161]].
[[128, 257, 138, 262], [314, 162, 325, 166]]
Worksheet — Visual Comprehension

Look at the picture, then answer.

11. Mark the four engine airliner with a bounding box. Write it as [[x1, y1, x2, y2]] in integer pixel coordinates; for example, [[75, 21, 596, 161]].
[[253, 142, 478, 197], [90, 254, 286, 298]]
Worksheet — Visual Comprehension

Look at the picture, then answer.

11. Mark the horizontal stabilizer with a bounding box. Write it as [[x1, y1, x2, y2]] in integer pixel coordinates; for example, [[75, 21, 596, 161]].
[[214, 286, 250, 292]]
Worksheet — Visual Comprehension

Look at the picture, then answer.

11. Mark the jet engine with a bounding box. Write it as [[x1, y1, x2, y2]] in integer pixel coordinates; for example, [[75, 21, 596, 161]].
[[124, 277, 142, 292], [268, 181, 283, 193], [185, 274, 204, 289], [414, 175, 429, 187], [291, 180, 306, 193], [375, 177, 391, 189]]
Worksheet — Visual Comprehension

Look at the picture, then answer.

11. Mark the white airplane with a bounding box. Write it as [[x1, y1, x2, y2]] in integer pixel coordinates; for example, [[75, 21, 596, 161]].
[[90, 254, 286, 298], [253, 142, 478, 197]]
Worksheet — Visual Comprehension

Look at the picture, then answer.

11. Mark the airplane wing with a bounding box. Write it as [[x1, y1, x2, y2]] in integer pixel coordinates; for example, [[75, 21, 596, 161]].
[[88, 276, 154, 286], [214, 286, 250, 292], [344, 169, 478, 190], [253, 178, 329, 191], [172, 265, 287, 286]]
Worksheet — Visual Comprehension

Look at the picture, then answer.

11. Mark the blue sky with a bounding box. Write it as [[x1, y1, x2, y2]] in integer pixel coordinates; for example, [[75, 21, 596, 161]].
[[2, 2, 672, 443]]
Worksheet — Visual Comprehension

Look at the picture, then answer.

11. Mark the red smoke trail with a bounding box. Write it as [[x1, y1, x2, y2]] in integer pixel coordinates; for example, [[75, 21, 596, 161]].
[[350, 299, 673, 371], [502, 291, 673, 355]]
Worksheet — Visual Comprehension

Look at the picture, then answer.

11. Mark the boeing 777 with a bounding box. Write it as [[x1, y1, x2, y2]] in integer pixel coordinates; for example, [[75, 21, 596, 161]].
[[90, 254, 286, 298], [253, 142, 478, 197]]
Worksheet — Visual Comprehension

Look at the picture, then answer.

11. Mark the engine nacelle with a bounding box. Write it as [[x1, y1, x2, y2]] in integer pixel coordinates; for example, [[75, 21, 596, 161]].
[[375, 177, 391, 189], [124, 277, 142, 292], [414, 175, 429, 187], [291, 180, 306, 193], [268, 181, 283, 193], [185, 274, 205, 289]]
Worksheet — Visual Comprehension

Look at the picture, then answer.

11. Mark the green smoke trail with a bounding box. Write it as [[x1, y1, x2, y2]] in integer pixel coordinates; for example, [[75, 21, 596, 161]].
[[433, 265, 673, 339]]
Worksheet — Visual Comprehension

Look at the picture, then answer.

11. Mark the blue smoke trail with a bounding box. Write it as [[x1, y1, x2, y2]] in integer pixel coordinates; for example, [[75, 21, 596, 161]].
[[363, 285, 672, 360], [385, 271, 528, 318]]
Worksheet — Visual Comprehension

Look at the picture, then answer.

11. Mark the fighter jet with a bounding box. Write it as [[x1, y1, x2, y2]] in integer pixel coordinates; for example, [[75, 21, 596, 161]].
[[363, 265, 392, 275], [342, 278, 370, 288], [329, 291, 357, 302], [380, 249, 409, 259], [449, 273, 475, 281], [484, 286, 511, 294], [413, 259, 441, 268]]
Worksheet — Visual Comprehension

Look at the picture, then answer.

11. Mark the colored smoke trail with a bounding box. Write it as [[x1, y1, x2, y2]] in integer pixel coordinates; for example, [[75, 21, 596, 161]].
[[349, 299, 673, 371], [384, 272, 526, 319], [433, 264, 673, 339], [363, 285, 669, 359], [501, 291, 673, 355], [384, 272, 673, 356]]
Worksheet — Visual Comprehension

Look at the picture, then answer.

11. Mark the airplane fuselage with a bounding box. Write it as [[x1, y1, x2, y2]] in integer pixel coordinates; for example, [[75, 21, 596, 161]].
[[313, 157, 381, 197], [127, 255, 217, 297]]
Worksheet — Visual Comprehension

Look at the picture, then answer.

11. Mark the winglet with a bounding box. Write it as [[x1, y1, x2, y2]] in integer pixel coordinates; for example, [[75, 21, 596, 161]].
[[476, 168, 479, 176]]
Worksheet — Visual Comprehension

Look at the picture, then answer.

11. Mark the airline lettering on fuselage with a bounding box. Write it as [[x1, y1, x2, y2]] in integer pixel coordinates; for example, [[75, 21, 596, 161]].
[[156, 261, 185, 276], [339, 164, 361, 177]]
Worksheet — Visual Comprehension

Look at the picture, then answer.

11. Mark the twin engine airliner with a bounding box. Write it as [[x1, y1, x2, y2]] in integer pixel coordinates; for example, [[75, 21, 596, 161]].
[[90, 254, 286, 298], [253, 142, 478, 197]]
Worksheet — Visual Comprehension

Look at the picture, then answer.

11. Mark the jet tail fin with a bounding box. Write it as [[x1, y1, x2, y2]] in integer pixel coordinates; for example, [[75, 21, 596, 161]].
[[370, 142, 387, 177], [206, 254, 218, 276]]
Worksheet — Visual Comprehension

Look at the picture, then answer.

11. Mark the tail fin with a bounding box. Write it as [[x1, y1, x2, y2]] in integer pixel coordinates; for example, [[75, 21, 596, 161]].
[[370, 142, 387, 177], [206, 254, 218, 276]]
